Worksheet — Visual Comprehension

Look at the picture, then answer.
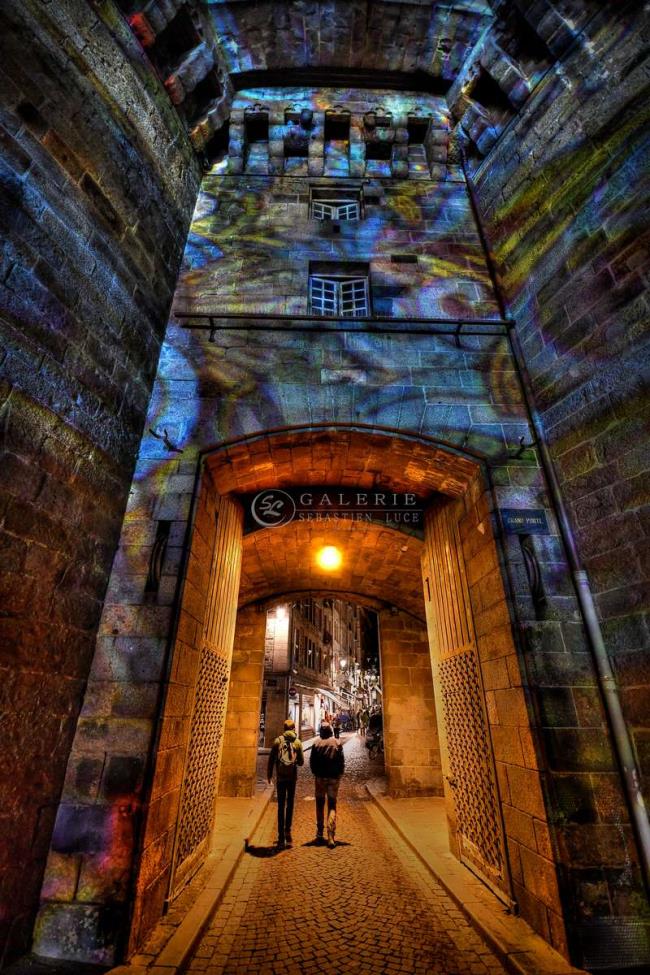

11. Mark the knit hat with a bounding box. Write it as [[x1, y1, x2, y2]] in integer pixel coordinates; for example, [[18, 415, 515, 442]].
[[319, 721, 333, 738], [283, 718, 295, 730]]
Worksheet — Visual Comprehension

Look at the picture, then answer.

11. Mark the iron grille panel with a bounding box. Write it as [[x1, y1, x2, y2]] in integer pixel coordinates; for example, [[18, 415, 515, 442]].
[[174, 649, 230, 870], [578, 918, 650, 969], [439, 649, 504, 876]]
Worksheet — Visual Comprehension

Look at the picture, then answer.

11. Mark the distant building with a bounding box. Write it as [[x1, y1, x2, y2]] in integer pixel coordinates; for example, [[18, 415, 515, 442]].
[[260, 598, 373, 744]]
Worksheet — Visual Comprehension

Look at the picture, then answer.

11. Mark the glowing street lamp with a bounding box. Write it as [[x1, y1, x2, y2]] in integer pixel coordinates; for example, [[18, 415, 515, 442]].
[[316, 545, 342, 571]]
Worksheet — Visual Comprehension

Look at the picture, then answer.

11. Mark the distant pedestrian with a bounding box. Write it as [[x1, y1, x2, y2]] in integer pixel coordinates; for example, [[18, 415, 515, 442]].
[[267, 718, 304, 849], [309, 721, 345, 848], [360, 708, 369, 737], [332, 714, 341, 739], [368, 708, 383, 736]]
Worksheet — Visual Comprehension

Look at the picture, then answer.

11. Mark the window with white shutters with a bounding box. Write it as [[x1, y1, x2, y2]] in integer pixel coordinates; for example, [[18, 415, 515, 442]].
[[310, 186, 363, 222], [311, 199, 361, 222], [309, 275, 369, 317]]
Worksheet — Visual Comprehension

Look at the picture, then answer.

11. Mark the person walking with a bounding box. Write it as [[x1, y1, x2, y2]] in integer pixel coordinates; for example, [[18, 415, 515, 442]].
[[309, 721, 345, 848], [267, 718, 304, 848], [359, 707, 369, 737]]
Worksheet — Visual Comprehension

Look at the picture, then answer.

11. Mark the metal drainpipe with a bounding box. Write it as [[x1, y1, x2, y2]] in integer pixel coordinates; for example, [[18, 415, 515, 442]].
[[461, 147, 650, 893]]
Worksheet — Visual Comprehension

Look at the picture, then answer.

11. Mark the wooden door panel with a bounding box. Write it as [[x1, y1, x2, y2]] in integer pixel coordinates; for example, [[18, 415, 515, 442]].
[[423, 500, 511, 898], [170, 494, 243, 897]]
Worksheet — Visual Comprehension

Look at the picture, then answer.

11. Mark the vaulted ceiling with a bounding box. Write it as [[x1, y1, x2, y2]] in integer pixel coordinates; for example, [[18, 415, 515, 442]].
[[238, 520, 426, 617], [119, 1, 597, 160], [210, 428, 481, 617], [207, 428, 480, 498], [205, 1, 493, 80]]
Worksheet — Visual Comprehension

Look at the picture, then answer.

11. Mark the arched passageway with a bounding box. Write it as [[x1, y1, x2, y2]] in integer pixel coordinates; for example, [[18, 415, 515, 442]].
[[135, 428, 562, 952], [3, 2, 648, 970]]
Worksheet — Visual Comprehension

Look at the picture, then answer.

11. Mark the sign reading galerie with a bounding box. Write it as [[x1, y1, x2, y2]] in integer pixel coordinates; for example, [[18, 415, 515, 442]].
[[245, 487, 423, 533]]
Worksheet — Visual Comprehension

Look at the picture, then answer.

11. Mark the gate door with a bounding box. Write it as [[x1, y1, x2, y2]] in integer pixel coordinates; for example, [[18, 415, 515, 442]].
[[169, 495, 243, 898], [422, 499, 511, 901]]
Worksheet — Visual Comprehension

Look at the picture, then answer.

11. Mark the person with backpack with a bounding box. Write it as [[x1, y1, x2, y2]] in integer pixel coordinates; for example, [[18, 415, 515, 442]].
[[309, 721, 345, 848], [267, 718, 304, 849]]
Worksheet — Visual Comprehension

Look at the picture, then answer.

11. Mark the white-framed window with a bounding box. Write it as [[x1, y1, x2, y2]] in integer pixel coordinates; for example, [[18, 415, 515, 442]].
[[311, 199, 361, 222], [309, 275, 370, 317], [310, 186, 363, 222]]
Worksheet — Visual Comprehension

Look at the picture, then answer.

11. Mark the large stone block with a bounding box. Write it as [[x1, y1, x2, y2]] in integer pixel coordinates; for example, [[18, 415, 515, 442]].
[[51, 805, 114, 856], [34, 902, 125, 966]]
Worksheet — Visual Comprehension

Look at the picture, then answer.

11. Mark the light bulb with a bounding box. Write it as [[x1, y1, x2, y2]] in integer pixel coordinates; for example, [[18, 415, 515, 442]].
[[316, 545, 342, 571]]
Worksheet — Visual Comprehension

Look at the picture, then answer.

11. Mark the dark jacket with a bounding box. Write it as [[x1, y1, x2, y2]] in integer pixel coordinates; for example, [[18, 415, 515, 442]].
[[268, 730, 304, 783], [310, 724, 345, 779], [368, 712, 383, 734]]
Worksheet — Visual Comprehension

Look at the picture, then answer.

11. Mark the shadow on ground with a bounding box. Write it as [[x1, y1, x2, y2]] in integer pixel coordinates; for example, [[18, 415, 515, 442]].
[[245, 838, 353, 857], [243, 843, 285, 858]]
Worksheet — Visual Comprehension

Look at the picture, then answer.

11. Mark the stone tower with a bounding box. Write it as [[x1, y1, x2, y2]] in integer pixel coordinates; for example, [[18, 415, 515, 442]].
[[0, 1, 648, 970]]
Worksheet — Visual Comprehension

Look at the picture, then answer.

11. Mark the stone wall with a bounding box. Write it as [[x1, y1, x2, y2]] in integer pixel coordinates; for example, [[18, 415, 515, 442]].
[[175, 89, 499, 321], [30, 62, 648, 967], [0, 0, 200, 965], [36, 129, 538, 960], [379, 609, 442, 798], [218, 605, 267, 797], [204, 1, 491, 79], [35, 471, 243, 963], [474, 7, 649, 965]]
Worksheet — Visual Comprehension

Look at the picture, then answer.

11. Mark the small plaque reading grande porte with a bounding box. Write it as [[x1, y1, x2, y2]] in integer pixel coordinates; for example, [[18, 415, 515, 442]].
[[501, 508, 549, 535]]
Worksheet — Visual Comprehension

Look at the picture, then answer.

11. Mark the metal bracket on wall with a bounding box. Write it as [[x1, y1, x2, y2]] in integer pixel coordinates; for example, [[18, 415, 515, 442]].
[[510, 435, 537, 459], [145, 520, 171, 595], [149, 427, 184, 453], [488, 435, 538, 468]]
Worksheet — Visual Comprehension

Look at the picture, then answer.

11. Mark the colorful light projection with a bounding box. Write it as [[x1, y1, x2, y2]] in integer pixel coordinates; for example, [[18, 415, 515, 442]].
[[131, 81, 532, 498], [203, 0, 492, 81], [173, 87, 501, 324]]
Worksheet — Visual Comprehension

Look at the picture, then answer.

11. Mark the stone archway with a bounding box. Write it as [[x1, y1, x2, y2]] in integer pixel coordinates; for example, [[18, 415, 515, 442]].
[[144, 427, 565, 944], [34, 426, 569, 964]]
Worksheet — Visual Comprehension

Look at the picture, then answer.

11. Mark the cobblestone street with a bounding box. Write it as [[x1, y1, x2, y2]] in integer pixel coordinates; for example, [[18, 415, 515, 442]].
[[184, 735, 508, 975]]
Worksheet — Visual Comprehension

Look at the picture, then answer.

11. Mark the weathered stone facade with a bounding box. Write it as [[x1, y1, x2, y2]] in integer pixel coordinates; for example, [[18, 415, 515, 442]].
[[473, 6, 650, 965], [34, 69, 646, 967], [379, 608, 442, 798], [218, 604, 267, 797], [1, 1, 648, 971], [0, 1, 200, 965]]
